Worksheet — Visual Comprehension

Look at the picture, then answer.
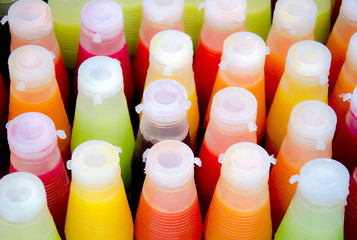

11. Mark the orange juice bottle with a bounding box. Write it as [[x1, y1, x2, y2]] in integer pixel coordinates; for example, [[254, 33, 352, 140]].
[[326, 0, 357, 93], [204, 31, 268, 142], [196, 87, 258, 218], [269, 100, 337, 233], [134, 140, 202, 240], [65, 140, 133, 240], [132, 0, 185, 96], [193, 0, 247, 118], [329, 32, 357, 132], [265, 40, 331, 156], [265, 0, 317, 109], [204, 142, 274, 240], [8, 0, 70, 108], [144, 30, 199, 151], [8, 45, 71, 163]]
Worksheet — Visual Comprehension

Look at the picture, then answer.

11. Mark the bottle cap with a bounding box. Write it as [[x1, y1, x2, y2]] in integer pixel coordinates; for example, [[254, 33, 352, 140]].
[[297, 158, 350, 206], [81, 0, 124, 42], [285, 40, 331, 84], [69, 140, 121, 189], [142, 0, 184, 25], [341, 0, 357, 23], [144, 140, 196, 189], [204, 0, 247, 29], [273, 0, 317, 36], [221, 142, 271, 190], [210, 87, 258, 132], [78, 56, 123, 100], [150, 30, 193, 74], [8, 45, 55, 89], [8, 0, 53, 41], [347, 32, 357, 68], [220, 31, 267, 76], [349, 87, 357, 117], [6, 112, 58, 160], [140, 79, 190, 124], [288, 100, 337, 150], [0, 172, 46, 223]]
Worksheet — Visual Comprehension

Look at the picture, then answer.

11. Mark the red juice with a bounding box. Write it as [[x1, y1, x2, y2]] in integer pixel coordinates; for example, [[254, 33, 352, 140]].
[[10, 156, 70, 238], [195, 139, 220, 219], [132, 37, 150, 97], [54, 55, 70, 109], [345, 167, 357, 240], [75, 42, 135, 107], [193, 38, 222, 118]]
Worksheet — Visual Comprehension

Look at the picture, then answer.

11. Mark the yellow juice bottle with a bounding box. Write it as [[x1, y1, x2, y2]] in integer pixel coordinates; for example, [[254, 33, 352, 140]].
[[265, 40, 331, 156]]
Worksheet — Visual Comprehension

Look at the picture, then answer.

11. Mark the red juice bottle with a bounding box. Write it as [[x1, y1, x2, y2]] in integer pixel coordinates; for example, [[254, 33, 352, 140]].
[[345, 166, 357, 240], [193, 0, 247, 118], [333, 86, 357, 173], [130, 79, 191, 216], [75, 0, 135, 108], [132, 0, 185, 97], [264, 0, 317, 110], [0, 73, 8, 170], [8, 0, 70, 109], [326, 0, 357, 93], [134, 140, 202, 240], [195, 87, 258, 218], [6, 112, 70, 239]]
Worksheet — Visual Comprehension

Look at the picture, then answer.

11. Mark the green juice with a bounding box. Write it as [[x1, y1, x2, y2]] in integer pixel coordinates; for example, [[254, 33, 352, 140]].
[[48, 0, 88, 70], [184, 0, 204, 51], [115, 0, 142, 56], [313, 0, 331, 44], [246, 0, 271, 41], [71, 92, 135, 191]]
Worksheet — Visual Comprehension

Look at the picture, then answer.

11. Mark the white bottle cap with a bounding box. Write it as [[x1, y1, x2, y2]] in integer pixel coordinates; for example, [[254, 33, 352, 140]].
[[78, 56, 123, 100], [6, 112, 58, 160], [142, 0, 184, 25], [221, 142, 271, 190], [273, 0, 317, 36], [298, 158, 350, 206], [8, 45, 55, 89], [288, 100, 337, 150], [221, 31, 267, 76], [285, 40, 331, 84], [70, 140, 121, 189], [144, 140, 195, 189], [347, 32, 357, 68], [204, 0, 247, 29], [210, 87, 257, 133], [8, 0, 53, 41], [150, 30, 193, 74], [0, 172, 46, 223], [341, 0, 357, 23], [141, 79, 190, 124], [81, 0, 124, 42]]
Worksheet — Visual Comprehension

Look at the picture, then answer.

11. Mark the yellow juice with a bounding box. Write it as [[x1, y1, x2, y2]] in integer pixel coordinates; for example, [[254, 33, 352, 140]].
[[314, 0, 331, 44], [65, 181, 133, 240]]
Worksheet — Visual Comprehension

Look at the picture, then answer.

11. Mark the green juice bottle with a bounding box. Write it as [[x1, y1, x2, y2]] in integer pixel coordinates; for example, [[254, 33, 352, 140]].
[[246, 0, 271, 41], [275, 158, 349, 240], [313, 0, 331, 43], [184, 0, 204, 50], [71, 56, 135, 191], [0, 172, 61, 240], [48, 0, 88, 70], [115, 0, 142, 56]]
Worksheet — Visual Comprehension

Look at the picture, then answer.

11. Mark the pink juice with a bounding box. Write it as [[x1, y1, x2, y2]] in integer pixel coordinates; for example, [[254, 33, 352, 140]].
[[75, 42, 134, 107], [10, 155, 70, 238]]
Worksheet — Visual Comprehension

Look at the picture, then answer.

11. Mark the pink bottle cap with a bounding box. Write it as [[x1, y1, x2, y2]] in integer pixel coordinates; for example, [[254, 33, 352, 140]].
[[8, 0, 53, 41], [6, 112, 58, 160], [80, 0, 124, 43]]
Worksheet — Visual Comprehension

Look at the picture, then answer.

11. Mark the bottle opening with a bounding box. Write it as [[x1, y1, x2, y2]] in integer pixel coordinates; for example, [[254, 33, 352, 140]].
[[7, 187, 32, 203], [89, 68, 112, 82], [154, 0, 174, 6], [160, 37, 183, 54], [158, 153, 183, 169], [232, 148, 261, 171], [232, 37, 255, 55], [216, 0, 238, 10]]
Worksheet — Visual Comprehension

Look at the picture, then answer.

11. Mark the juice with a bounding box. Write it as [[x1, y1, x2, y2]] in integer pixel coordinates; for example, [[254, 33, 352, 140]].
[[65, 181, 133, 240], [184, 0, 204, 50], [132, 37, 150, 96], [246, 0, 271, 41], [313, 0, 331, 43], [0, 73, 8, 160], [8, 85, 72, 162], [345, 168, 357, 240]]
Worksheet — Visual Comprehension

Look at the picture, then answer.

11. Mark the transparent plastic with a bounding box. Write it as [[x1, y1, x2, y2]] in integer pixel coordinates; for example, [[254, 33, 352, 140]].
[[347, 32, 357, 68], [142, 0, 184, 25], [341, 0, 357, 23]]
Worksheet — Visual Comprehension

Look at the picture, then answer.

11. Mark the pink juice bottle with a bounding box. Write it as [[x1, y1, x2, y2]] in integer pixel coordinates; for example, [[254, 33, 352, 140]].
[[6, 112, 70, 238], [75, 0, 135, 108], [8, 0, 70, 109]]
